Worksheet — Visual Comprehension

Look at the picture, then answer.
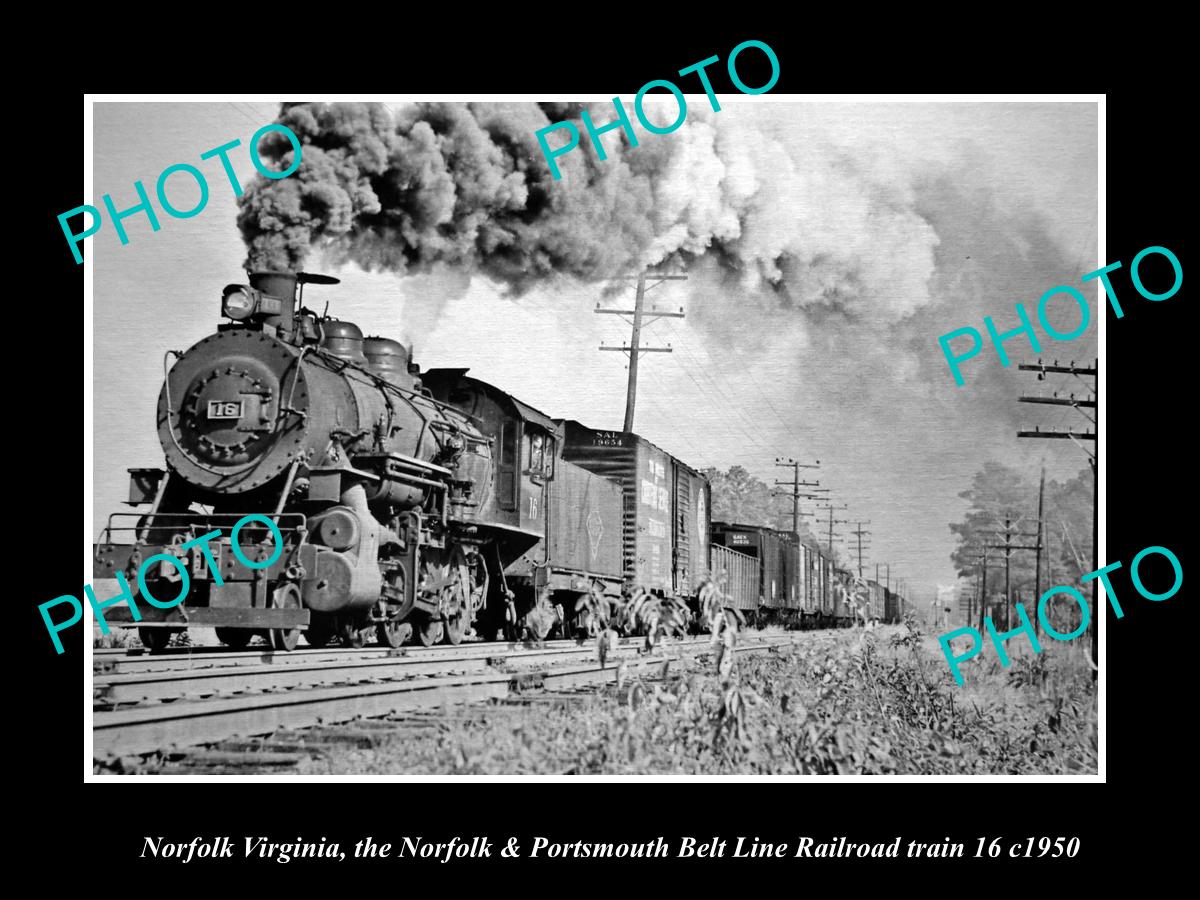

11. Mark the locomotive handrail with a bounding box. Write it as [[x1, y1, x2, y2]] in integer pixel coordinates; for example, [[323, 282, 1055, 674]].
[[162, 349, 183, 415], [278, 346, 310, 425], [353, 451, 455, 478], [98, 511, 308, 546]]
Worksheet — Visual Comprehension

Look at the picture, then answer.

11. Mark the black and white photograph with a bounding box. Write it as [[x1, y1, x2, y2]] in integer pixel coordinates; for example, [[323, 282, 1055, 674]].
[[14, 12, 1199, 882], [77, 95, 1111, 778]]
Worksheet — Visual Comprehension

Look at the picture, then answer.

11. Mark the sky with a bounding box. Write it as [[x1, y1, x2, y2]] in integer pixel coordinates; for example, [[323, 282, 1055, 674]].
[[90, 100, 1098, 603]]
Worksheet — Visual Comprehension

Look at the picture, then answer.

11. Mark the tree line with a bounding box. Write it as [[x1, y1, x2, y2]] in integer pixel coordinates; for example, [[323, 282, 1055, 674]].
[[948, 460, 1094, 629], [702, 466, 832, 557]]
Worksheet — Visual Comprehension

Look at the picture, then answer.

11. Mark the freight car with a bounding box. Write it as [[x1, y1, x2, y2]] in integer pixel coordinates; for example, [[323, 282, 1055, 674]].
[[710, 523, 848, 627], [884, 586, 900, 623], [558, 421, 711, 605], [799, 534, 829, 626], [712, 523, 789, 624], [865, 579, 886, 624]]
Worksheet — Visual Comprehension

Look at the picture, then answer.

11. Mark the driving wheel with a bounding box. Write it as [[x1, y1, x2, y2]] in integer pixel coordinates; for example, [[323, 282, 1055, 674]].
[[377, 619, 413, 648], [415, 615, 444, 647]]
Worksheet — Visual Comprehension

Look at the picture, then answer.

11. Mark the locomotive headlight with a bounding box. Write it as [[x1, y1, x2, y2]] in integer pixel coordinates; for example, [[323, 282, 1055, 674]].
[[222, 286, 257, 320]]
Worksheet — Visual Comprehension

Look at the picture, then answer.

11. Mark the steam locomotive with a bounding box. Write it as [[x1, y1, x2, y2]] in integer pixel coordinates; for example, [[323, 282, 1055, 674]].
[[93, 272, 900, 651]]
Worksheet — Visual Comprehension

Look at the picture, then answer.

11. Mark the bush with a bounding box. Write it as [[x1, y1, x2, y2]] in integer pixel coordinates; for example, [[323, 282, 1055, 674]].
[[297, 619, 1096, 775]]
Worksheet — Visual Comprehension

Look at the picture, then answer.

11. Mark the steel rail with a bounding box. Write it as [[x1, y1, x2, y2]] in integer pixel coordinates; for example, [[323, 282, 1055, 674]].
[[92, 637, 797, 758], [93, 634, 717, 675], [94, 643, 667, 705], [92, 635, 595, 661]]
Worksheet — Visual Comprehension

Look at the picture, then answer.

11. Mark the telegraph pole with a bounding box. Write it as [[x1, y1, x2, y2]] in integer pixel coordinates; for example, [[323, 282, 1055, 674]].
[[1034, 466, 1046, 637], [850, 521, 872, 579], [1019, 358, 1097, 672], [773, 457, 820, 533], [982, 519, 1039, 630], [597, 271, 687, 433], [967, 549, 993, 633], [818, 504, 849, 560], [979, 555, 988, 632]]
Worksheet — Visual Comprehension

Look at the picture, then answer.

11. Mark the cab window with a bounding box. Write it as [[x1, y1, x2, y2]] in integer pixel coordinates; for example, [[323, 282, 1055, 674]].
[[497, 421, 517, 510], [526, 430, 554, 479], [530, 433, 544, 472]]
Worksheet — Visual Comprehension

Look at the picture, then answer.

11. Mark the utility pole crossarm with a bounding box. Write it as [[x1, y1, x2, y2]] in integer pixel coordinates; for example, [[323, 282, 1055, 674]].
[[598, 346, 673, 352], [1018, 396, 1097, 408], [596, 270, 687, 433], [594, 309, 685, 318], [1017, 362, 1097, 376], [773, 457, 821, 534], [1017, 430, 1096, 440]]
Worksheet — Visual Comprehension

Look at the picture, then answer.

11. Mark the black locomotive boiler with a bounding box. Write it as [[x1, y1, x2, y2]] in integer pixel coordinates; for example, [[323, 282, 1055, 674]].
[[94, 271, 537, 650]]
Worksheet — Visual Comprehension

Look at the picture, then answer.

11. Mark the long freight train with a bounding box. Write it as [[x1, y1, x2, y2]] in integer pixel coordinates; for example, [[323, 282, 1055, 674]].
[[93, 273, 902, 650]]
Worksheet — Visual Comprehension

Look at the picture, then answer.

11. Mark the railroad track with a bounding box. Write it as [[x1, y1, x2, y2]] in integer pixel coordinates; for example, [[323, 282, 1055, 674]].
[[93, 640, 689, 705], [92, 634, 801, 760], [91, 634, 650, 676]]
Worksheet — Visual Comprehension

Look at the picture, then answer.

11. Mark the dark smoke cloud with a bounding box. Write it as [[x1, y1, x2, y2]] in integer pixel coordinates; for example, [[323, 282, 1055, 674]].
[[238, 102, 1093, 385], [238, 101, 945, 313], [239, 102, 662, 291]]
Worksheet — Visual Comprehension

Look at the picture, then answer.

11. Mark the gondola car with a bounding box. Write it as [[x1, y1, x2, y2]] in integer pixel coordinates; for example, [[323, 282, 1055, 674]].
[[710, 541, 759, 616], [711, 523, 800, 625], [710, 523, 850, 628]]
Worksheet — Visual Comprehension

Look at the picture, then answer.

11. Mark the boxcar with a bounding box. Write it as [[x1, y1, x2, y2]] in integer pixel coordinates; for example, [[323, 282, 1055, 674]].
[[559, 421, 710, 599], [885, 587, 901, 623], [798, 536, 827, 623], [779, 531, 802, 619], [863, 579, 883, 622], [801, 536, 833, 622]]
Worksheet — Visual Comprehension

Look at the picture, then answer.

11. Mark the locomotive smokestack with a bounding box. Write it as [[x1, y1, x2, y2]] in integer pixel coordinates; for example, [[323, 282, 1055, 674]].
[[248, 271, 298, 338]]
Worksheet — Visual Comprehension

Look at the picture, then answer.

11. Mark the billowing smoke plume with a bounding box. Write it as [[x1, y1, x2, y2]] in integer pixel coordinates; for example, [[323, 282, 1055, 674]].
[[238, 101, 940, 319]]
